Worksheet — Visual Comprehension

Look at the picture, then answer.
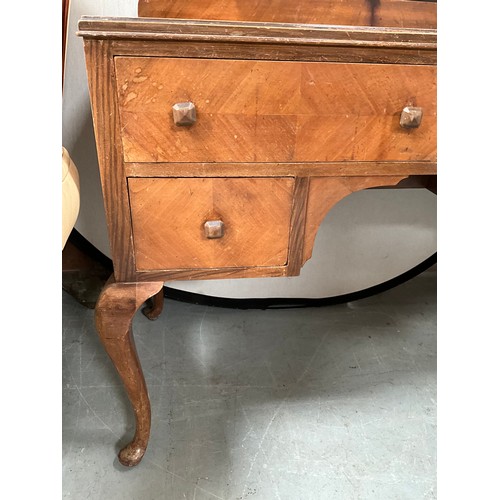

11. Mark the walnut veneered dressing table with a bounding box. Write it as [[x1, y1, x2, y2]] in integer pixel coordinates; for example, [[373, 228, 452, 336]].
[[77, 0, 437, 467]]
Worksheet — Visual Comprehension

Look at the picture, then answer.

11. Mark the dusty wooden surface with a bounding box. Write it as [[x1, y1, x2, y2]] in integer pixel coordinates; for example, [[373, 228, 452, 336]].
[[115, 57, 436, 164], [137, 0, 437, 29], [128, 177, 294, 270], [83, 40, 136, 282], [124, 161, 437, 178]]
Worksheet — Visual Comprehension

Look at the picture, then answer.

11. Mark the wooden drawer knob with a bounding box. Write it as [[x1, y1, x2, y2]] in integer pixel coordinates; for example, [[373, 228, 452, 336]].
[[400, 106, 423, 129], [204, 220, 224, 239], [172, 102, 196, 126]]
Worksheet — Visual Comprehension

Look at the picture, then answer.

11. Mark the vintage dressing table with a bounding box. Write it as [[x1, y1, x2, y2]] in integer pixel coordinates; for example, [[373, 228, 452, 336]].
[[77, 0, 437, 466]]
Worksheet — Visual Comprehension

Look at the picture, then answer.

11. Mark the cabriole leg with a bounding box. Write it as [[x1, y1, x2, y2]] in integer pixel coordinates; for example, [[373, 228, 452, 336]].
[[94, 279, 164, 466]]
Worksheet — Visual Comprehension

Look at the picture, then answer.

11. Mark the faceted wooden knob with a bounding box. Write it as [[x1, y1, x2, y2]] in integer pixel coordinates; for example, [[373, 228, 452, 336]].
[[172, 102, 196, 126], [400, 106, 423, 129], [204, 220, 224, 239]]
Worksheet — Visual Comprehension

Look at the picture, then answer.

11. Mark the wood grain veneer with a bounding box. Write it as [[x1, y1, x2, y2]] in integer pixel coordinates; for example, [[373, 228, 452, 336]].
[[128, 177, 294, 270], [115, 58, 436, 164], [124, 161, 437, 178], [138, 0, 437, 29]]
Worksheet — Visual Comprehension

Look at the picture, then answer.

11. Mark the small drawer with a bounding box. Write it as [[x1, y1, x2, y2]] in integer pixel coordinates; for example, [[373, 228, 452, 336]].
[[128, 177, 294, 270], [115, 57, 436, 163]]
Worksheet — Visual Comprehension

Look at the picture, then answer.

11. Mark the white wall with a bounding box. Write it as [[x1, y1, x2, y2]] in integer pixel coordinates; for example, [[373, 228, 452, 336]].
[[62, 0, 436, 298]]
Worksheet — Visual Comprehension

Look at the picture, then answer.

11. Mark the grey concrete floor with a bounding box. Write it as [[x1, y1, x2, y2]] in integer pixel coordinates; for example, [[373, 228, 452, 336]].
[[62, 267, 436, 499]]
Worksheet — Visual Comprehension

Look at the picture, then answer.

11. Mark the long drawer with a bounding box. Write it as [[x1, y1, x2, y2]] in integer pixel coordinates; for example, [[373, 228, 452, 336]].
[[115, 57, 436, 164]]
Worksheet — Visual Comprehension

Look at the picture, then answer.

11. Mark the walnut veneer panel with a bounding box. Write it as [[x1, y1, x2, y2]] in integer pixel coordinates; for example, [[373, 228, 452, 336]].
[[128, 177, 294, 270], [138, 0, 437, 29], [115, 57, 436, 164]]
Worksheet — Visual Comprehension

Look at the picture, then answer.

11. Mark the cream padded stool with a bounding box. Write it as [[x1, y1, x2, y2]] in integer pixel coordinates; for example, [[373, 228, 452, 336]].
[[62, 147, 80, 249]]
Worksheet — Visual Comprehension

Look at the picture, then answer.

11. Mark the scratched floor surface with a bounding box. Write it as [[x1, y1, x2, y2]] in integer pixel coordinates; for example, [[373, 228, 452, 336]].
[[62, 267, 436, 500]]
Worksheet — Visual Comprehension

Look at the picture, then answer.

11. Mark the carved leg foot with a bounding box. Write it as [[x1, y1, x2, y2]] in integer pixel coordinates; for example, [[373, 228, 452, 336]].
[[95, 279, 164, 467], [142, 287, 164, 320]]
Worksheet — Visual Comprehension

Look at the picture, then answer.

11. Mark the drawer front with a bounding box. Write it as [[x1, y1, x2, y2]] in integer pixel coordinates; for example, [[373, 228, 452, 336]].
[[115, 57, 436, 163], [128, 177, 294, 270]]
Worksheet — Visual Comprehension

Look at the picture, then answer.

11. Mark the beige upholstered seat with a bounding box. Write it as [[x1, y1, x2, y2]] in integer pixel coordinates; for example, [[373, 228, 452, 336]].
[[62, 147, 80, 249]]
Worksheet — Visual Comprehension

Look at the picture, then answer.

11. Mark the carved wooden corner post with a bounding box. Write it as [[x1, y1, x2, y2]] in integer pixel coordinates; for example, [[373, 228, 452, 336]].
[[94, 279, 164, 466]]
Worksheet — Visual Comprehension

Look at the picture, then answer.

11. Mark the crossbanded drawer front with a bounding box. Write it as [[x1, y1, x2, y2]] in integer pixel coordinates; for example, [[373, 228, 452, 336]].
[[115, 57, 436, 164], [128, 177, 294, 270]]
